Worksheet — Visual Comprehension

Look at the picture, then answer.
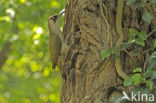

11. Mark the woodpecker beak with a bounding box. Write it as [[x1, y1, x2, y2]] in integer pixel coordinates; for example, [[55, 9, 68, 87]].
[[57, 9, 65, 18]]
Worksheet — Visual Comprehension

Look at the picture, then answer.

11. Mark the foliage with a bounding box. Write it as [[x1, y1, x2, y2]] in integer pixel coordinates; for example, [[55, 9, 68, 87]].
[[0, 0, 65, 103], [123, 0, 156, 91], [127, 0, 156, 8], [101, 47, 117, 59], [101, 0, 156, 92], [124, 30, 156, 91]]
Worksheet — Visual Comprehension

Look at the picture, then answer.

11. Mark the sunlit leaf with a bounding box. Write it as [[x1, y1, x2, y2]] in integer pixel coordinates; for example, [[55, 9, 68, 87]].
[[139, 31, 147, 41], [128, 28, 138, 43], [20, 0, 26, 3], [146, 80, 153, 91], [49, 94, 56, 101], [24, 98, 31, 103], [3, 16, 11, 22], [51, 1, 60, 8], [124, 76, 133, 87], [136, 38, 145, 46], [132, 73, 144, 85], [101, 50, 111, 59], [133, 68, 142, 73], [43, 68, 50, 77]]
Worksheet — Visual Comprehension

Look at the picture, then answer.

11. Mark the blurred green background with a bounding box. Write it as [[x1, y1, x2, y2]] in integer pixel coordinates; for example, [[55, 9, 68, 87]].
[[0, 0, 65, 103]]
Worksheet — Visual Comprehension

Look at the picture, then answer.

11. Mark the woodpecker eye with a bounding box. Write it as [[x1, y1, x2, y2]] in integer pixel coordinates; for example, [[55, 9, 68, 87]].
[[51, 15, 58, 22]]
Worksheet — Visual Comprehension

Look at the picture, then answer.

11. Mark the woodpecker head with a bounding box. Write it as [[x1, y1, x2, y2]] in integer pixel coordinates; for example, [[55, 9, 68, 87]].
[[48, 9, 65, 25], [48, 15, 59, 26], [48, 11, 65, 33]]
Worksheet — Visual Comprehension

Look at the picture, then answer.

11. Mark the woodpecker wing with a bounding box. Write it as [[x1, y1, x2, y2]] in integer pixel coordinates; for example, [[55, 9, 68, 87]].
[[49, 34, 62, 69]]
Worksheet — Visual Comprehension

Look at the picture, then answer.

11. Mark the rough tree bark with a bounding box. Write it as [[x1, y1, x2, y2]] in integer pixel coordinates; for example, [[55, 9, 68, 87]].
[[60, 0, 156, 103]]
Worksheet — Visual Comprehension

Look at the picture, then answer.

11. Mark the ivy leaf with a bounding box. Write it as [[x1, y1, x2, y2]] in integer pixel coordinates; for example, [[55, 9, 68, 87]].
[[133, 1, 142, 8], [128, 29, 138, 43], [121, 42, 129, 50], [124, 76, 133, 87], [146, 69, 153, 78], [136, 38, 145, 46], [146, 80, 153, 91], [151, 0, 156, 4], [132, 73, 144, 85], [144, 0, 147, 3], [109, 47, 117, 54], [151, 71, 156, 80], [142, 12, 153, 24], [139, 31, 147, 41], [129, 28, 138, 37], [127, 0, 136, 5], [101, 50, 111, 60], [133, 68, 142, 73], [148, 52, 156, 68]]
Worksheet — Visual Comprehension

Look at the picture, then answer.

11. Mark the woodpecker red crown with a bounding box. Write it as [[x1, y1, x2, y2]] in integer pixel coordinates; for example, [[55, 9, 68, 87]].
[[48, 15, 58, 23], [48, 16, 53, 22]]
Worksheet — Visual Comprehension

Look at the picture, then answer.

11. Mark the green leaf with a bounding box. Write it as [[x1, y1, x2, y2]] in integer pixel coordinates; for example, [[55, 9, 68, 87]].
[[132, 73, 144, 85], [148, 52, 156, 68], [146, 80, 153, 91], [121, 42, 129, 50], [151, 71, 156, 80], [146, 69, 153, 75], [134, 1, 142, 8], [127, 0, 136, 5], [139, 31, 147, 40], [151, 0, 156, 4], [128, 28, 139, 43], [101, 50, 111, 60], [109, 47, 117, 54], [146, 69, 156, 79], [128, 38, 135, 43], [136, 38, 145, 46], [124, 76, 133, 87], [154, 39, 156, 48], [144, 0, 147, 3], [142, 12, 153, 24], [129, 28, 138, 37], [133, 68, 142, 73]]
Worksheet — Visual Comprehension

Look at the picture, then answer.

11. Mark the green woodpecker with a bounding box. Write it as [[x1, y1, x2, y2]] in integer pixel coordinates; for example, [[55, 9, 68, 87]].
[[48, 10, 66, 69]]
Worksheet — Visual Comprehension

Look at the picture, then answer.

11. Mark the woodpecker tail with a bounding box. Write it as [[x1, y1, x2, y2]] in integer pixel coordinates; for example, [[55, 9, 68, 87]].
[[52, 64, 56, 69]]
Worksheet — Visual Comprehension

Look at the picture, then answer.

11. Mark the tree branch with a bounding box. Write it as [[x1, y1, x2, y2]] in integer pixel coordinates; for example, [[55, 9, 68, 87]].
[[0, 41, 11, 70]]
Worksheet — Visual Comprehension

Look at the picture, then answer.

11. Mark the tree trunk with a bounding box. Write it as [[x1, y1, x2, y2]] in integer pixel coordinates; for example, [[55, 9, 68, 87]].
[[60, 0, 156, 103]]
